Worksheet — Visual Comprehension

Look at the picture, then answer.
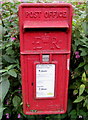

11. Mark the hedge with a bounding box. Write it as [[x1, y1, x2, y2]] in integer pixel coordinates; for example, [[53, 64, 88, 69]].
[[0, 1, 88, 120]]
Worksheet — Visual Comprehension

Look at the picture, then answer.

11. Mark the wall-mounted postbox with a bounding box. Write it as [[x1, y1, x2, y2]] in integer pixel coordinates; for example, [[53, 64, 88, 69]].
[[19, 3, 73, 115]]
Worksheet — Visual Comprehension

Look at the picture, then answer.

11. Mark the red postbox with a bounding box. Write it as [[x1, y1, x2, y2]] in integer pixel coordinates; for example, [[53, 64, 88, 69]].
[[19, 3, 73, 115]]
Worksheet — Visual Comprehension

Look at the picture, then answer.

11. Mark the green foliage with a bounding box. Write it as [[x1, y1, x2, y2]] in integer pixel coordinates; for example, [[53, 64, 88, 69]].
[[69, 2, 88, 120], [74, 96, 84, 103], [1, 78, 10, 102], [1, 1, 88, 120], [79, 84, 85, 96], [12, 95, 21, 108]]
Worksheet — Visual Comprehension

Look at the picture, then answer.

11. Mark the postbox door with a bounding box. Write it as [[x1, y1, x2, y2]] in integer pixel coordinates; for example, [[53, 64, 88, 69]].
[[21, 54, 70, 114]]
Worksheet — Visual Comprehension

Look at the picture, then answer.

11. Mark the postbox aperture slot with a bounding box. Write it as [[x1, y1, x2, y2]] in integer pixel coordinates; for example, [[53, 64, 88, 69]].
[[24, 28, 67, 32]]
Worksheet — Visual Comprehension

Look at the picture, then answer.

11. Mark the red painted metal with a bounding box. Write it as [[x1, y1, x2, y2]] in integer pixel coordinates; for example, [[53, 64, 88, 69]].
[[19, 3, 73, 115]]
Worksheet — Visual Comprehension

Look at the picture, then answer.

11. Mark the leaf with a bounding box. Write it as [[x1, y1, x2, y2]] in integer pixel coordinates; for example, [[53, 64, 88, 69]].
[[61, 114, 67, 119], [74, 96, 84, 103], [80, 49, 87, 56], [0, 79, 10, 102], [6, 47, 14, 55], [78, 109, 87, 117], [80, 38, 87, 44], [69, 109, 76, 116], [75, 39, 80, 46], [69, 109, 77, 119], [81, 51, 87, 56], [12, 96, 21, 107], [84, 64, 88, 71], [82, 72, 87, 83], [78, 62, 85, 68], [0, 105, 5, 120], [83, 98, 88, 109], [67, 99, 73, 113], [0, 69, 7, 73], [73, 90, 78, 95], [79, 84, 85, 96], [8, 69, 17, 78], [7, 65, 13, 70], [3, 55, 15, 63], [82, 22, 88, 36]]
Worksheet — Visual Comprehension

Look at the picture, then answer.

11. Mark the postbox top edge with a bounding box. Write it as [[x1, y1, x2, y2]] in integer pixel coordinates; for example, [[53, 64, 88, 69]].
[[19, 3, 73, 9]]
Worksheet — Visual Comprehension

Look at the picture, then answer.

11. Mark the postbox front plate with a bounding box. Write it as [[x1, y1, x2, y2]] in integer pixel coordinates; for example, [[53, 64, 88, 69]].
[[36, 64, 55, 98], [19, 3, 73, 115]]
